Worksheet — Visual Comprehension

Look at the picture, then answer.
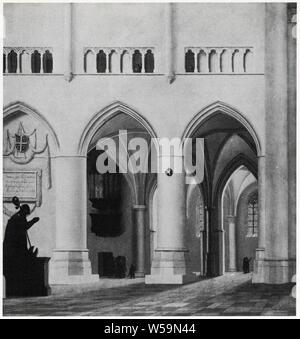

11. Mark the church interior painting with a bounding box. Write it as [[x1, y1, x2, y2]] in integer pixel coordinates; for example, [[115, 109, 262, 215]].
[[2, 2, 296, 308]]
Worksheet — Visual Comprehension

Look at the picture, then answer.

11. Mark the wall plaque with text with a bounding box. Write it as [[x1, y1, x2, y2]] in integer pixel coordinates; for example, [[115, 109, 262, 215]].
[[3, 170, 42, 206]]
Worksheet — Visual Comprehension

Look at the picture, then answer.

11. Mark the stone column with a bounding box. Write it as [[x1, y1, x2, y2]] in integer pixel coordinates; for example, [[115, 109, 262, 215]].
[[198, 230, 204, 276], [133, 205, 146, 277], [145, 155, 197, 284], [257, 156, 266, 250], [204, 207, 210, 276], [49, 156, 98, 284], [255, 3, 290, 284], [217, 228, 225, 276], [227, 216, 237, 272], [287, 4, 297, 279]]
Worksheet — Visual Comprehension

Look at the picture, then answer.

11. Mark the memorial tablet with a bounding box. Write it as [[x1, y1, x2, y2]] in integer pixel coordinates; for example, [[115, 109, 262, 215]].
[[3, 170, 42, 206]]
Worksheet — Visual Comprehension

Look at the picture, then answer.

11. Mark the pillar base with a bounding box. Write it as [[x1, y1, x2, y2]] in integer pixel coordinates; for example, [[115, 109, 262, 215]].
[[145, 249, 198, 285], [252, 249, 296, 284], [135, 272, 145, 278], [49, 250, 99, 285], [146, 273, 197, 285]]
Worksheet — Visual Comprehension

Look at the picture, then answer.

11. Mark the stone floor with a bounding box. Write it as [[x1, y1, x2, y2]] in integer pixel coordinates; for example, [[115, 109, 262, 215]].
[[3, 273, 296, 317]]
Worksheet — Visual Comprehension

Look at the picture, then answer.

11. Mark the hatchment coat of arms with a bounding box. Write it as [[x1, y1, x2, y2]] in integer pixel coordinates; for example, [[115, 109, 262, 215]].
[[4, 122, 51, 189]]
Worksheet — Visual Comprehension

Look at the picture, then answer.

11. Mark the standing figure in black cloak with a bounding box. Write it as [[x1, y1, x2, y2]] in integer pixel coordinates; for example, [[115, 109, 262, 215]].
[[3, 203, 40, 283], [128, 264, 136, 279], [115, 256, 127, 278], [242, 257, 252, 274]]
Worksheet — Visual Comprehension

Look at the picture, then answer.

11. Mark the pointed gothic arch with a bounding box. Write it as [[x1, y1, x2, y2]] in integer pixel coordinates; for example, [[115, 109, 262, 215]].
[[181, 101, 262, 157], [213, 153, 258, 205], [78, 101, 158, 157]]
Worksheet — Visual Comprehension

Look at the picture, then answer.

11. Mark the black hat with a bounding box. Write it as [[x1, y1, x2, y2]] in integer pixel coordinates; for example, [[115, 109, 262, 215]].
[[20, 204, 30, 215]]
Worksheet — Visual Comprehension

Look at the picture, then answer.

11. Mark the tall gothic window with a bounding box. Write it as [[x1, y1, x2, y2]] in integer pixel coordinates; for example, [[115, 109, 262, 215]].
[[195, 199, 205, 239], [247, 192, 258, 237]]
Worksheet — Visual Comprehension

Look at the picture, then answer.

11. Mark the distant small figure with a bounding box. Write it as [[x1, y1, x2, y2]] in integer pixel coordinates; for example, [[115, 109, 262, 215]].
[[128, 264, 136, 279], [243, 257, 252, 274]]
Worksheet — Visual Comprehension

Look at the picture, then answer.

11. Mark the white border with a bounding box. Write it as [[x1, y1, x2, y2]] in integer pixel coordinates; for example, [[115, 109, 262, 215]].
[[0, 0, 299, 321]]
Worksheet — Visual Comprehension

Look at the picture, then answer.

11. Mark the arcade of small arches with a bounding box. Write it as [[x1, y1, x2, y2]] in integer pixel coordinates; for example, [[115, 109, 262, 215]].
[[3, 46, 255, 75], [185, 47, 254, 73], [3, 101, 263, 285], [84, 48, 155, 74], [3, 48, 53, 74]]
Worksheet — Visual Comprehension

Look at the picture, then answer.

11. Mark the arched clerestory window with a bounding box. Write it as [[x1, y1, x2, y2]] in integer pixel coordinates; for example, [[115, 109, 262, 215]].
[[97, 50, 106, 73], [43, 50, 53, 73], [243, 49, 253, 73], [31, 50, 41, 73], [144, 50, 154, 73], [84, 50, 95, 73], [209, 50, 218, 73], [8, 50, 17, 73], [198, 50, 208, 73], [3, 53, 6, 73], [185, 49, 195, 72], [132, 50, 142, 73], [121, 51, 131, 73]]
